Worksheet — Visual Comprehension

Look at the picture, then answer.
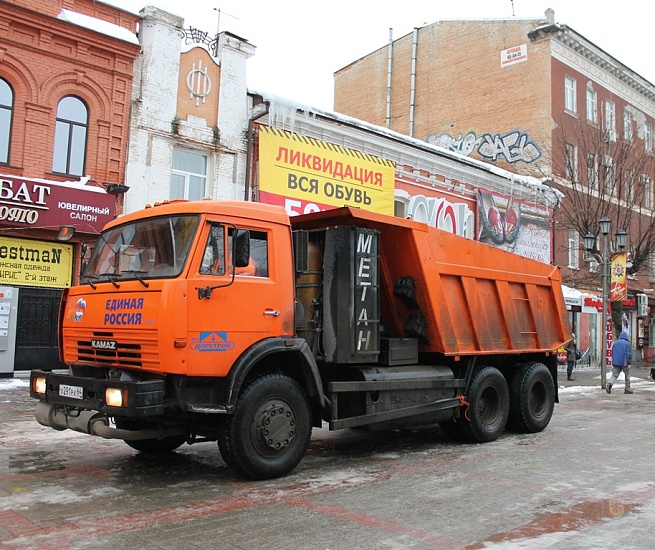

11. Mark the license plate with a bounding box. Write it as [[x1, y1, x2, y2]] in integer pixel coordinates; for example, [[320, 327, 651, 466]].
[[59, 384, 84, 400]]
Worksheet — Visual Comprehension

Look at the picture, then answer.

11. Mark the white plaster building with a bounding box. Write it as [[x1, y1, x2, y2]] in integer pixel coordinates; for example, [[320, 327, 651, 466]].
[[124, 7, 254, 212]]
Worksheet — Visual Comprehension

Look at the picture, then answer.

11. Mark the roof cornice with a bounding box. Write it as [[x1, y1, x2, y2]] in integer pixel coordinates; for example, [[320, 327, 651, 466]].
[[530, 24, 655, 107]]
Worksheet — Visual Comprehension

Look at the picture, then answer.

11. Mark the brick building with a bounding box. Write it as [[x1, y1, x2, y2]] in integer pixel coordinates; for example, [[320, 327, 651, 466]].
[[0, 0, 140, 372], [334, 8, 655, 365]]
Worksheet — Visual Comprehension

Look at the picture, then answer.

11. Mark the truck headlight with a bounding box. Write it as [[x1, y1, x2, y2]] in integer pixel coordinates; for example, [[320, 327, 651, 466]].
[[33, 377, 47, 395], [105, 388, 126, 407]]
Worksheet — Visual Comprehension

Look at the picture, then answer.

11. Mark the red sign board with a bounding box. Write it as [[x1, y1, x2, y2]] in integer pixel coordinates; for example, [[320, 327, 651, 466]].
[[0, 175, 115, 234]]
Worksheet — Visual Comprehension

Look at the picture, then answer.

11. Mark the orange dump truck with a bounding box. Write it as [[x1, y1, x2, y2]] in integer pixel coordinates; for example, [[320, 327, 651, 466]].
[[30, 200, 570, 479]]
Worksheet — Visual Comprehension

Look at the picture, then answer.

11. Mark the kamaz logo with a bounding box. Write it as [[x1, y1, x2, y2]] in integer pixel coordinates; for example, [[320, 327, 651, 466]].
[[91, 340, 116, 350]]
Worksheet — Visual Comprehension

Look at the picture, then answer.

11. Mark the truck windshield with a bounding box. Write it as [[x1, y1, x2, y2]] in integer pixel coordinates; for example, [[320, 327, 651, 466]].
[[82, 215, 200, 283]]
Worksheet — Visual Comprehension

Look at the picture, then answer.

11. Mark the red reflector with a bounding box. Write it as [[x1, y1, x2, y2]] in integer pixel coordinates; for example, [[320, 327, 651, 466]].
[[174, 339, 186, 348]]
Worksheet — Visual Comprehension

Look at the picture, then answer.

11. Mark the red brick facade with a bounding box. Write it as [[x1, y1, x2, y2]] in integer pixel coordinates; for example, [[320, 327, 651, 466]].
[[0, 0, 140, 185], [335, 19, 553, 176]]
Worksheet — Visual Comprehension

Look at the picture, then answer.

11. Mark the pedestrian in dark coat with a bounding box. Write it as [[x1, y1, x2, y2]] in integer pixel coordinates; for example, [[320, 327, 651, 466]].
[[565, 334, 577, 381]]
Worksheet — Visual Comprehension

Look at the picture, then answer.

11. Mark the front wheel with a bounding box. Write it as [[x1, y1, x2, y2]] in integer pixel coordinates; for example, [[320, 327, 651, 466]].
[[459, 366, 509, 443], [218, 374, 312, 480]]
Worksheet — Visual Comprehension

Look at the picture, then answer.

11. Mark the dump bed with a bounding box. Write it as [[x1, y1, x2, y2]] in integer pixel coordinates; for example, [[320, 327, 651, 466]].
[[292, 207, 570, 357]]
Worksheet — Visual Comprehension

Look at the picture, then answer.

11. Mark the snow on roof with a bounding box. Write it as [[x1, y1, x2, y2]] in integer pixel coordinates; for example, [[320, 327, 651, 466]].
[[57, 9, 139, 45]]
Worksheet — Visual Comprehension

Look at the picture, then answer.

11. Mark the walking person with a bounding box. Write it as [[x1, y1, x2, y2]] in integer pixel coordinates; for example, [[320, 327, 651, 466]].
[[607, 331, 633, 394], [565, 334, 578, 381]]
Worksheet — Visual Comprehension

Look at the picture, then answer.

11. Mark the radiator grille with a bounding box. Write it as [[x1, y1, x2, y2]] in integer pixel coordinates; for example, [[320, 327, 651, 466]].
[[67, 330, 160, 369]]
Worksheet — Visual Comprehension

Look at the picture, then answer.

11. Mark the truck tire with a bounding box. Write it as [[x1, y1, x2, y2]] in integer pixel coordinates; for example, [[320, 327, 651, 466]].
[[508, 362, 554, 433], [218, 373, 312, 480], [459, 366, 509, 443]]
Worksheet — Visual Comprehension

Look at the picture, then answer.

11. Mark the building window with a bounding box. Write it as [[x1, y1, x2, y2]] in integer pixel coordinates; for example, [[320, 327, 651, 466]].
[[602, 155, 614, 194], [604, 100, 616, 142], [624, 110, 633, 141], [625, 170, 634, 203], [586, 84, 597, 124], [586, 153, 597, 189], [645, 122, 653, 152], [52, 96, 88, 176], [568, 229, 579, 269], [564, 76, 576, 113], [171, 149, 207, 200], [565, 142, 577, 181], [641, 174, 652, 210], [0, 78, 14, 165]]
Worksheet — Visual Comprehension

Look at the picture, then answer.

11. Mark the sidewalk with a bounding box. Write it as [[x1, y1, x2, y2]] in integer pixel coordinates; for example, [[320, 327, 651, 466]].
[[558, 362, 654, 388]]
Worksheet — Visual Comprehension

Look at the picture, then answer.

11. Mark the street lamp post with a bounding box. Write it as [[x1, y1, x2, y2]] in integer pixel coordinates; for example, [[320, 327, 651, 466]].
[[584, 218, 628, 389]]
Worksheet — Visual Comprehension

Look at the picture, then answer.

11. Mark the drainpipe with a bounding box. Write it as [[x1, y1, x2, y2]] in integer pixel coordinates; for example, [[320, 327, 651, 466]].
[[244, 101, 270, 202], [386, 28, 393, 129], [409, 27, 418, 137]]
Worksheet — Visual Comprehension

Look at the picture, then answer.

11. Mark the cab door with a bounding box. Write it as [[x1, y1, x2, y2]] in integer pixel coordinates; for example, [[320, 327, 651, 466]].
[[186, 220, 294, 377]]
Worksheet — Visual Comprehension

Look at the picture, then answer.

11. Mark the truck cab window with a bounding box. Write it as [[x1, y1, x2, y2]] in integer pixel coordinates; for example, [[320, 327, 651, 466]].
[[200, 226, 268, 277], [233, 230, 268, 277], [200, 225, 225, 275], [83, 215, 199, 281]]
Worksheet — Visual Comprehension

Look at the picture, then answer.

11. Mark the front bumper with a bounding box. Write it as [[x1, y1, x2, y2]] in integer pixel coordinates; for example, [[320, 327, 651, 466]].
[[30, 369, 165, 417]]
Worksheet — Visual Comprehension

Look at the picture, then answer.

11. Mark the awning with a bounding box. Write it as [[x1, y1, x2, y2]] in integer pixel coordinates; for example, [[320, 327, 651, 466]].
[[562, 285, 583, 310]]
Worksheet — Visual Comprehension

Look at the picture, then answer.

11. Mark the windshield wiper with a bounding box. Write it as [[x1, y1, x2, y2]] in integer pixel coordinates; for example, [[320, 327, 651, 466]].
[[98, 272, 121, 289], [82, 275, 98, 289], [120, 270, 150, 288]]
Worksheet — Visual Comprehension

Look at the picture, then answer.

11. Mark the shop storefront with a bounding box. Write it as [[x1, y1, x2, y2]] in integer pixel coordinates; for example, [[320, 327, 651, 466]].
[[0, 175, 115, 374]]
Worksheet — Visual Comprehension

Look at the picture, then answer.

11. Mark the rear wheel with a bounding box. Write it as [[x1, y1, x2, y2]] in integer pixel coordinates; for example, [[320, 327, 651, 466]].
[[218, 374, 312, 480], [508, 362, 555, 433], [459, 366, 509, 443]]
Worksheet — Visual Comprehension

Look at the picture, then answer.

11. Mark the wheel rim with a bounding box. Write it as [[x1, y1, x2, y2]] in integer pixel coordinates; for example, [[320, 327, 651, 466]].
[[249, 398, 297, 458], [528, 381, 547, 417], [479, 386, 501, 426]]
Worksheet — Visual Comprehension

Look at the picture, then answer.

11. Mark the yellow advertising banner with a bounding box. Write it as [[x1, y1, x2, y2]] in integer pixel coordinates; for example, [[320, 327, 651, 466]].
[[0, 237, 73, 288], [610, 252, 628, 302], [258, 126, 395, 215]]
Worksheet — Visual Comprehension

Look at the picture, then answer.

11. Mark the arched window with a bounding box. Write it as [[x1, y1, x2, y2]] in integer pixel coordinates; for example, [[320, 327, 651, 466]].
[[52, 95, 88, 176], [0, 79, 13, 165]]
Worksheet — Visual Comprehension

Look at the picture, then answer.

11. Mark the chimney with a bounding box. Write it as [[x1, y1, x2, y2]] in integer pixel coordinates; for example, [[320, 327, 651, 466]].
[[545, 8, 555, 25]]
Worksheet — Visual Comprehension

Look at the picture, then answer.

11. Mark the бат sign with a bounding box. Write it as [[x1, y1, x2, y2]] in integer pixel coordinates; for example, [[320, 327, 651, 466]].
[[0, 175, 115, 234]]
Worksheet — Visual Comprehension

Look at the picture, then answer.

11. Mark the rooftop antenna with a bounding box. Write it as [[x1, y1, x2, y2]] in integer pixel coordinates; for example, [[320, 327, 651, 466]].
[[510, 0, 515, 16], [213, 7, 239, 37]]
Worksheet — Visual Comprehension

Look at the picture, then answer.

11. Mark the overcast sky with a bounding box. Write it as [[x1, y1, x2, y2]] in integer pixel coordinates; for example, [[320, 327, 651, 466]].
[[104, 0, 654, 111]]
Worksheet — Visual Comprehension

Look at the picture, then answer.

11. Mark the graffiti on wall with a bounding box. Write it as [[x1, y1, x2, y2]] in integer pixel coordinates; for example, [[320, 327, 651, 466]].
[[426, 130, 541, 164], [400, 194, 475, 239], [426, 131, 480, 157]]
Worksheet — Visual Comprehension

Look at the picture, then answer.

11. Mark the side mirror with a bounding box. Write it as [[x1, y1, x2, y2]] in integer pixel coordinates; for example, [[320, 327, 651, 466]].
[[233, 229, 250, 268]]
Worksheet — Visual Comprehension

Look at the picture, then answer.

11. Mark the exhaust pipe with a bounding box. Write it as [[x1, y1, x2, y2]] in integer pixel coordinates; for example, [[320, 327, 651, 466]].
[[35, 402, 185, 441]]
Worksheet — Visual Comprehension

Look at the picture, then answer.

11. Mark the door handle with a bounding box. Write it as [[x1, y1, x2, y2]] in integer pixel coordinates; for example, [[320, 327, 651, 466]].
[[264, 309, 280, 316]]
